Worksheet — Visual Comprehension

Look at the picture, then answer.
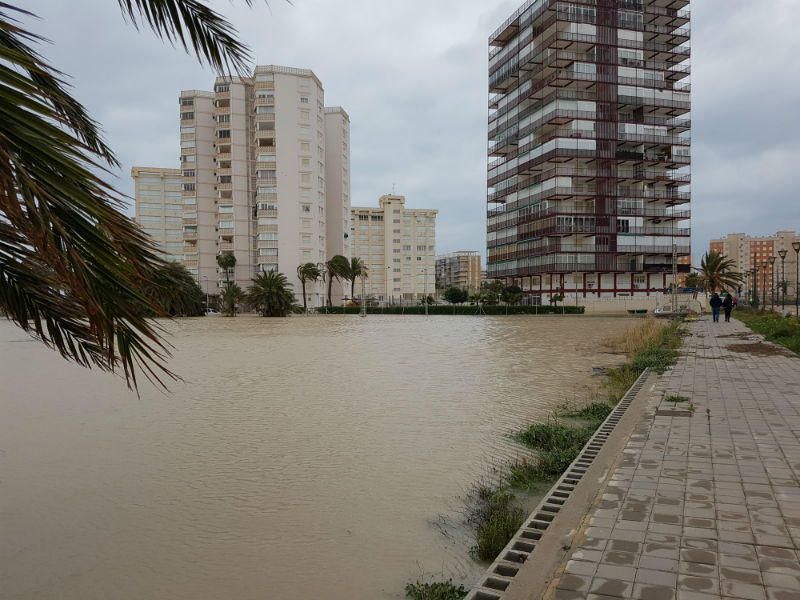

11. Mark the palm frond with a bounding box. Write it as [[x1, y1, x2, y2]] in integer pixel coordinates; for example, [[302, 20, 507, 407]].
[[116, 0, 262, 74], [0, 6, 176, 389]]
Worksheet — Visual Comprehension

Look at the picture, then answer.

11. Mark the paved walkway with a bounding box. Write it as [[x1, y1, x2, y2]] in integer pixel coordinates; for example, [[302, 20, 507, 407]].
[[547, 318, 800, 600]]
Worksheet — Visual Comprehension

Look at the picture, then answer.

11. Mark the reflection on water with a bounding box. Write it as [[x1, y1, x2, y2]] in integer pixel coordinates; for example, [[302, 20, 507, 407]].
[[0, 315, 631, 599]]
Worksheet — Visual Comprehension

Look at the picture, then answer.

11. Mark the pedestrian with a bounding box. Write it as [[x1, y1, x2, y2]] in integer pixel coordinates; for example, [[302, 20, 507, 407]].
[[710, 292, 722, 323], [722, 292, 733, 323], [732, 295, 738, 309]]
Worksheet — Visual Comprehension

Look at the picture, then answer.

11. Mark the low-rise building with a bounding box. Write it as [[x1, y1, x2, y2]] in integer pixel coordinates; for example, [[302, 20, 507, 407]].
[[436, 251, 482, 294], [710, 231, 800, 300], [350, 195, 437, 304], [132, 167, 184, 261]]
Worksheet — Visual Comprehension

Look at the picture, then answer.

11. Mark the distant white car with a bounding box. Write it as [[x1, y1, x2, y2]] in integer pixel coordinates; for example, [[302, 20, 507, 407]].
[[205, 309, 220, 317]]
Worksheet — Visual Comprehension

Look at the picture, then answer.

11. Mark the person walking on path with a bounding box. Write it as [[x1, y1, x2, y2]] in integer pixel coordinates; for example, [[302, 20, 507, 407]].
[[710, 292, 722, 323], [723, 293, 733, 322]]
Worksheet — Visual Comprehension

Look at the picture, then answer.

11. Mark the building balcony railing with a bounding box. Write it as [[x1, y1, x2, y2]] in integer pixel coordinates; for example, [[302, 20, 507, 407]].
[[254, 97, 275, 106], [519, 224, 691, 238], [257, 209, 278, 218], [218, 242, 234, 251], [216, 152, 231, 161], [488, 206, 691, 232], [216, 182, 232, 191]]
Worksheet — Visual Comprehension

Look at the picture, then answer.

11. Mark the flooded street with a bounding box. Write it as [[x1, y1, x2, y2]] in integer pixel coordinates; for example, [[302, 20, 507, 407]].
[[0, 315, 632, 599]]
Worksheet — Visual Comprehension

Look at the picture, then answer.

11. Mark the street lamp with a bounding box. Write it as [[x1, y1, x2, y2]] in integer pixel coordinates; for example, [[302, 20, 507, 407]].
[[752, 265, 759, 309], [779, 249, 788, 312], [386, 265, 392, 308], [770, 255, 776, 311], [761, 260, 767, 310], [202, 276, 209, 311], [793, 241, 800, 317]]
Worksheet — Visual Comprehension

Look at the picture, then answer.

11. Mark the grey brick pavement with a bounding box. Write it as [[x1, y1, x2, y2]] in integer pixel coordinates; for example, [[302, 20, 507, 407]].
[[548, 318, 800, 600]]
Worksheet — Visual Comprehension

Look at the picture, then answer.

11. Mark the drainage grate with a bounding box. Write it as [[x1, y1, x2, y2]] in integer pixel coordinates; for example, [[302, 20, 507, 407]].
[[464, 368, 651, 600]]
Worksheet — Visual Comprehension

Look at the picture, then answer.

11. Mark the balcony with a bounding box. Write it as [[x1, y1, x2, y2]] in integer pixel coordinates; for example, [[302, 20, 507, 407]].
[[257, 209, 278, 218], [255, 96, 275, 106], [216, 182, 232, 192], [218, 242, 234, 251]]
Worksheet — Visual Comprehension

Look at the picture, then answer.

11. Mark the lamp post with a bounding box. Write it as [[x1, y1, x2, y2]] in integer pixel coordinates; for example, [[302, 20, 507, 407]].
[[779, 249, 788, 312], [752, 266, 759, 309], [770, 255, 777, 311], [793, 241, 800, 318], [761, 261, 767, 310], [386, 265, 391, 308]]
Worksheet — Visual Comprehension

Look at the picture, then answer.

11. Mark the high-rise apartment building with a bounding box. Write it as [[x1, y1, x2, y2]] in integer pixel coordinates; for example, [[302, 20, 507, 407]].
[[710, 231, 800, 301], [350, 195, 437, 304], [132, 167, 184, 261], [486, 0, 691, 302], [436, 251, 482, 294], [136, 65, 349, 306]]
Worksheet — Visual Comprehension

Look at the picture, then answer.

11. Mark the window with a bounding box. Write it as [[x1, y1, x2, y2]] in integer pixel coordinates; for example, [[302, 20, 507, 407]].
[[218, 220, 234, 229], [217, 114, 230, 123], [180, 112, 194, 120], [259, 248, 278, 256], [257, 170, 276, 180], [182, 183, 195, 192], [217, 129, 231, 139], [258, 233, 278, 241], [214, 83, 230, 93], [218, 205, 233, 214], [300, 96, 309, 104], [180, 98, 194, 107], [182, 169, 195, 177], [358, 214, 369, 221], [301, 205, 311, 213], [218, 176, 231, 184]]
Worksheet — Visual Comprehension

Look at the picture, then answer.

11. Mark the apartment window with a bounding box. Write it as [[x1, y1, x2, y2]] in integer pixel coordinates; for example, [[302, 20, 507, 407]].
[[301, 205, 311, 213], [258, 121, 274, 131], [393, 239, 401, 244], [300, 96, 309, 104], [258, 233, 278, 241], [214, 83, 230, 93], [218, 176, 231, 184], [217, 129, 231, 139], [358, 214, 369, 221], [259, 248, 278, 256], [393, 258, 401, 263], [393, 249, 400, 254], [393, 219, 400, 224], [182, 169, 195, 177], [403, 245, 411, 251], [218, 221, 234, 229], [180, 112, 194, 120], [417, 245, 426, 252], [371, 215, 383, 222], [217, 114, 230, 123], [180, 98, 194, 107], [218, 205, 233, 214], [182, 183, 195, 192]]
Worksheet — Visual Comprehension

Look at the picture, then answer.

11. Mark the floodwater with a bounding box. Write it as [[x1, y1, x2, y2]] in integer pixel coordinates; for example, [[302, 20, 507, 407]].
[[0, 315, 632, 599]]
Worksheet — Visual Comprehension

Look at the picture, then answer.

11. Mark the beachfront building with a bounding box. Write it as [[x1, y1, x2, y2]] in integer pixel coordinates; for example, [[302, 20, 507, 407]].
[[486, 0, 691, 303], [135, 65, 350, 306], [132, 167, 184, 262], [710, 231, 800, 302], [436, 251, 482, 294], [350, 195, 437, 305]]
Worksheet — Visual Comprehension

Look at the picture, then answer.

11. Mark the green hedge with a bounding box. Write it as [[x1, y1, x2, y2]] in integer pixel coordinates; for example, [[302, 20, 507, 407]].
[[314, 305, 585, 316]]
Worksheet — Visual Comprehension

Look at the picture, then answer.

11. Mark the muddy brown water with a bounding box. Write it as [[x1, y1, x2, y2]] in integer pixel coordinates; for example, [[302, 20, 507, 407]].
[[0, 315, 632, 599]]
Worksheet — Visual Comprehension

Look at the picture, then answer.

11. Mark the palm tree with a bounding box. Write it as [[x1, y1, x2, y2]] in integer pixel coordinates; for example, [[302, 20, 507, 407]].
[[324, 255, 350, 307], [296, 263, 322, 312], [217, 253, 236, 284], [220, 282, 245, 317], [248, 271, 295, 317], [0, 1, 272, 389], [699, 251, 743, 293], [347, 257, 369, 303]]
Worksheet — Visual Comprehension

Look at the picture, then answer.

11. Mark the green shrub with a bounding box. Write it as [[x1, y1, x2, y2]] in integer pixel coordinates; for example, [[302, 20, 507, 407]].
[[405, 579, 468, 600], [315, 305, 585, 316]]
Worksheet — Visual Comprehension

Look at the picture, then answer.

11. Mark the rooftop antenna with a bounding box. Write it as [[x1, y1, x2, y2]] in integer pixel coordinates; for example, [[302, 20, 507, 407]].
[[391, 183, 396, 195]]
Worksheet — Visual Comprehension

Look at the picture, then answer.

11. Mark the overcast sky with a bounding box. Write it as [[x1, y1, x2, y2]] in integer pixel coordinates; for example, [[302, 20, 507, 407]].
[[26, 1, 800, 263]]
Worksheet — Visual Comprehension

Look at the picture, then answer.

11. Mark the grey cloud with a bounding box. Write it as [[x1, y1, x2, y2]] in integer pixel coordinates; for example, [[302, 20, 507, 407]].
[[24, 0, 800, 263]]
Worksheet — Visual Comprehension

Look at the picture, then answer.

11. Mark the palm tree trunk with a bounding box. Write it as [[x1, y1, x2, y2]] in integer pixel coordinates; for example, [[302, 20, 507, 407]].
[[301, 279, 307, 311], [328, 277, 333, 307], [351, 278, 356, 302]]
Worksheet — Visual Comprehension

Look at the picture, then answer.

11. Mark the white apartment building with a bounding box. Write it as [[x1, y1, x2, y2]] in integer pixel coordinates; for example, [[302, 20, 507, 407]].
[[132, 167, 184, 261], [136, 65, 350, 306], [350, 195, 437, 304]]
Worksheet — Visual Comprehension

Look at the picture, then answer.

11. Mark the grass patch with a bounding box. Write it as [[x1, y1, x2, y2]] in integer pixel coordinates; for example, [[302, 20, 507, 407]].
[[405, 579, 468, 600], [735, 309, 800, 355], [561, 402, 614, 423], [665, 395, 690, 403], [465, 487, 525, 561]]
